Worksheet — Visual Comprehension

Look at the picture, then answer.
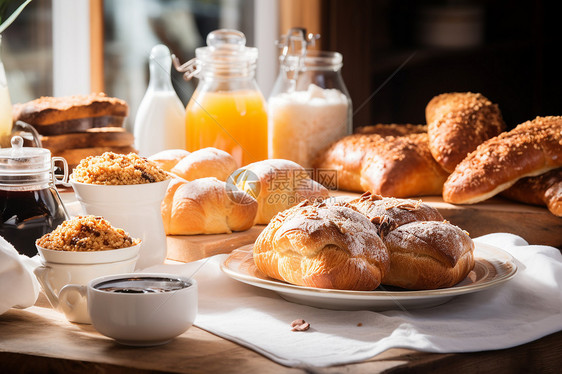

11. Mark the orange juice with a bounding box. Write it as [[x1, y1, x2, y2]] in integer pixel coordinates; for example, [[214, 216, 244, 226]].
[[185, 89, 268, 166]]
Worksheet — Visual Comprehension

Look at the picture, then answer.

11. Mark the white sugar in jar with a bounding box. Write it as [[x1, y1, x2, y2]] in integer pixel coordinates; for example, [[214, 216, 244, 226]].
[[268, 83, 349, 168]]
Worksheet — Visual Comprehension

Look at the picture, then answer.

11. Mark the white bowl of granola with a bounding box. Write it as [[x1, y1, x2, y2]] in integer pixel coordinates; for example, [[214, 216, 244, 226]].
[[70, 152, 171, 270]]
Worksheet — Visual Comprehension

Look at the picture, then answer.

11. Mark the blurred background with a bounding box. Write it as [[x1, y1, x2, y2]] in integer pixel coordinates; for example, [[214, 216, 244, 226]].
[[2, 0, 560, 132]]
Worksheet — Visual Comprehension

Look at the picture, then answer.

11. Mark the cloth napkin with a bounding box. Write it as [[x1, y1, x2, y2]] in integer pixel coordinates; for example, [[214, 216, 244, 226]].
[[0, 236, 40, 315], [148, 233, 562, 368]]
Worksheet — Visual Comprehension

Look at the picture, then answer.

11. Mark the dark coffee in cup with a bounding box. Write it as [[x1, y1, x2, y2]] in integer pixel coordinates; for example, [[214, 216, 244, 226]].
[[94, 276, 190, 294]]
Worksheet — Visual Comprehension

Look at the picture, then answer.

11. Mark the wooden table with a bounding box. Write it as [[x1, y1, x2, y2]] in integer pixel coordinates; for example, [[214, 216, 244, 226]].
[[2, 191, 561, 372], [1, 293, 561, 374]]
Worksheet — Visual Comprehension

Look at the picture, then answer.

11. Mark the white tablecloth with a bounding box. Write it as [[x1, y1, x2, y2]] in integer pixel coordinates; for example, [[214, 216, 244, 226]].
[[145, 233, 562, 368]]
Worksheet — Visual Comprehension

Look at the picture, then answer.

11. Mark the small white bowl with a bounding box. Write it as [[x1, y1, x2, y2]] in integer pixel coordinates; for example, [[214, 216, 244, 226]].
[[62, 273, 198, 346]]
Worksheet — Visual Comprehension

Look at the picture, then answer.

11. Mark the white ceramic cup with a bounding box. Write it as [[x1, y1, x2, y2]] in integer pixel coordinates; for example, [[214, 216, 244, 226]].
[[60, 273, 197, 346], [33, 244, 140, 324], [70, 178, 170, 270]]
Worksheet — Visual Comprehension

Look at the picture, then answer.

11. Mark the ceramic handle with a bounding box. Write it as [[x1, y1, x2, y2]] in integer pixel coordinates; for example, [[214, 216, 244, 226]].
[[58, 284, 88, 321], [33, 265, 60, 309]]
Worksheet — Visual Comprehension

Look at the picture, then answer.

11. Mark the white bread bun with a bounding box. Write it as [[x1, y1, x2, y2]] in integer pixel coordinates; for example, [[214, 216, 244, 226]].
[[253, 201, 390, 290], [148, 149, 191, 172], [230, 159, 330, 224], [149, 147, 238, 181], [161, 177, 257, 235]]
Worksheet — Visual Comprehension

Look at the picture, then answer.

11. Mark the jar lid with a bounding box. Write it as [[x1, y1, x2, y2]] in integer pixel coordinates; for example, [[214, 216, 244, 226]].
[[195, 29, 258, 73], [0, 136, 51, 174]]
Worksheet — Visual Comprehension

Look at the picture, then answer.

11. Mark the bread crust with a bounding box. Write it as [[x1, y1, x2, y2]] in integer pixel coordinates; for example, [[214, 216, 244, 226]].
[[148, 149, 191, 172], [382, 221, 475, 290], [501, 168, 562, 217], [343, 193, 474, 289], [426, 92, 505, 173], [313, 130, 449, 197], [161, 177, 257, 235], [253, 201, 390, 291], [443, 116, 562, 204], [345, 192, 444, 235], [13, 93, 129, 126], [232, 159, 329, 224]]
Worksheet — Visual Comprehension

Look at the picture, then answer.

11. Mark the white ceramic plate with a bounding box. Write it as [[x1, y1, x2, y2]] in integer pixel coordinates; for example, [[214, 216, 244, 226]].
[[220, 242, 517, 311]]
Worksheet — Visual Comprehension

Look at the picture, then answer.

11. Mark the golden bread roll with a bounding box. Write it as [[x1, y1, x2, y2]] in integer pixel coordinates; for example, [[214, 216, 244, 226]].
[[171, 147, 238, 181], [343, 193, 474, 289], [313, 129, 449, 197], [148, 149, 191, 172], [426, 92, 505, 172], [148, 147, 237, 181], [161, 177, 257, 235], [356, 123, 427, 136], [443, 116, 562, 204], [231, 159, 329, 224], [382, 220, 475, 290], [344, 192, 444, 234], [501, 168, 562, 217], [253, 201, 390, 291]]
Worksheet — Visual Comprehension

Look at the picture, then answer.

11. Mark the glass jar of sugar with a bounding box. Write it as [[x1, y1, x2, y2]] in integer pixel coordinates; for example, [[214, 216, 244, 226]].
[[268, 28, 352, 169]]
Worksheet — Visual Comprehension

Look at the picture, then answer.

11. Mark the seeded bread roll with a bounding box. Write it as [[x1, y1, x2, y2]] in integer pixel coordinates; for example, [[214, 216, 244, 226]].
[[356, 123, 427, 137], [313, 130, 449, 197], [443, 116, 562, 204], [253, 201, 390, 291], [501, 168, 562, 217], [161, 177, 257, 235], [426, 92, 505, 173]]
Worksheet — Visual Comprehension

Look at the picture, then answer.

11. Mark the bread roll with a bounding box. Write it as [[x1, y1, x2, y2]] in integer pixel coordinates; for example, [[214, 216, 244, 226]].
[[148, 149, 191, 172], [344, 193, 474, 289], [148, 147, 237, 182], [344, 192, 444, 235], [313, 130, 449, 197], [253, 201, 390, 291], [171, 148, 238, 181], [356, 123, 427, 136], [231, 159, 329, 224], [161, 177, 257, 235], [443, 116, 562, 204], [501, 168, 561, 217], [382, 221, 475, 290], [426, 92, 505, 172]]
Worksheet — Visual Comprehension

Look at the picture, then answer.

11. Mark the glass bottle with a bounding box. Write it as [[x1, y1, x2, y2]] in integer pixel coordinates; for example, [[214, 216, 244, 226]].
[[0, 136, 69, 257], [268, 28, 352, 169], [174, 29, 268, 166], [134, 44, 186, 157], [0, 35, 13, 148]]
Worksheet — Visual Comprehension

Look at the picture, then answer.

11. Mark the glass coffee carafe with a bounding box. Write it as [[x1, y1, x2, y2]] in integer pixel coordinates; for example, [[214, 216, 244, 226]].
[[0, 135, 69, 257]]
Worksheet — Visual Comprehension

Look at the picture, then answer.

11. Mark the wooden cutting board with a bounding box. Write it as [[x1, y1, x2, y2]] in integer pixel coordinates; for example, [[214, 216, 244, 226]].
[[167, 226, 265, 263]]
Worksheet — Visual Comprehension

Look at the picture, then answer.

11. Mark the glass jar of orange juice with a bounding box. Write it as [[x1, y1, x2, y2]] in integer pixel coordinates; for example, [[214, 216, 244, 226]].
[[173, 29, 268, 166]]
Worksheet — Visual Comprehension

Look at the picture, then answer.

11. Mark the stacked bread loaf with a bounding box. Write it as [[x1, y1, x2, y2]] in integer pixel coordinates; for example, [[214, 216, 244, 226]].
[[12, 93, 135, 169], [314, 92, 562, 216]]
